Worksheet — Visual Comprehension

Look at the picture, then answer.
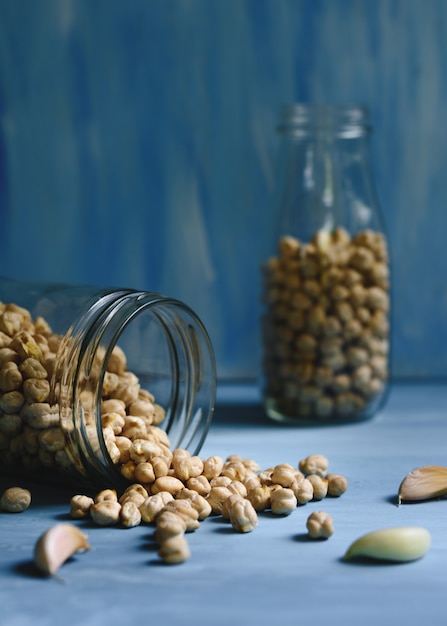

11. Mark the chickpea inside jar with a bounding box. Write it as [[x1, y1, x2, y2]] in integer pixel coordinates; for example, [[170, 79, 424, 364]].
[[0, 277, 216, 490], [261, 104, 390, 423]]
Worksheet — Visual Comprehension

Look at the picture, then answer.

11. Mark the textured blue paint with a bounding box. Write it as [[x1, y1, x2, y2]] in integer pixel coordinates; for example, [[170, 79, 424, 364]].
[[1, 0, 447, 380]]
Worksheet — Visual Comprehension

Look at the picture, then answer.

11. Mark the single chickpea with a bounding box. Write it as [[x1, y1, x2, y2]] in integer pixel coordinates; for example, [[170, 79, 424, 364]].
[[227, 480, 247, 498], [151, 476, 185, 497], [307, 475, 328, 500], [134, 461, 156, 485], [270, 464, 298, 488], [202, 455, 225, 480], [0, 486, 31, 513], [247, 485, 271, 512], [227, 496, 258, 533], [90, 500, 122, 526], [120, 501, 142, 528], [298, 454, 329, 478], [327, 473, 348, 497], [294, 478, 314, 505], [94, 489, 118, 504], [270, 488, 297, 516], [70, 494, 94, 519], [306, 511, 334, 539], [158, 535, 190, 565], [186, 475, 211, 497]]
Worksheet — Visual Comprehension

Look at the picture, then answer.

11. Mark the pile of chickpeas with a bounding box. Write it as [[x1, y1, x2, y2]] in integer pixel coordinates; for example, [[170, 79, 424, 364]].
[[261, 227, 390, 420], [0, 302, 348, 566], [0, 301, 167, 481]]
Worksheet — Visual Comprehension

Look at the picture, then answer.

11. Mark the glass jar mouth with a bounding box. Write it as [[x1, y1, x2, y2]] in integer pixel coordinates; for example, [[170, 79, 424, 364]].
[[58, 290, 216, 490], [277, 103, 371, 139]]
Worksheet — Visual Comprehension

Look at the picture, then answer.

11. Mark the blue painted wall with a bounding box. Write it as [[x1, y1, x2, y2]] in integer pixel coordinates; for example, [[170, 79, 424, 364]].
[[1, 0, 447, 381]]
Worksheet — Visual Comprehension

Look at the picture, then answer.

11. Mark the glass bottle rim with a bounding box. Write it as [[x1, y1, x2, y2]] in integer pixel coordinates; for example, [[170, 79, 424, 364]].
[[277, 103, 371, 138]]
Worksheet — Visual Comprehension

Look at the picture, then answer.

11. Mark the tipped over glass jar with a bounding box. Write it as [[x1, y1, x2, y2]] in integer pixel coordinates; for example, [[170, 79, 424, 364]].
[[0, 277, 216, 490], [261, 104, 390, 424]]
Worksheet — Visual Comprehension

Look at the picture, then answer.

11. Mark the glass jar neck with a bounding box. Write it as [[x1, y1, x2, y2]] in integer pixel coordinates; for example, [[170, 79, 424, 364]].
[[277, 104, 371, 139]]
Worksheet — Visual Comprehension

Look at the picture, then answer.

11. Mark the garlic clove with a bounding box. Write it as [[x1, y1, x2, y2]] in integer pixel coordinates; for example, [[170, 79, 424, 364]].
[[398, 465, 447, 504], [34, 523, 90, 577], [344, 526, 431, 563]]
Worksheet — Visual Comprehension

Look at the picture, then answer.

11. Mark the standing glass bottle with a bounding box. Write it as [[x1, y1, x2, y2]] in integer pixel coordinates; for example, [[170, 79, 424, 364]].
[[261, 104, 390, 424]]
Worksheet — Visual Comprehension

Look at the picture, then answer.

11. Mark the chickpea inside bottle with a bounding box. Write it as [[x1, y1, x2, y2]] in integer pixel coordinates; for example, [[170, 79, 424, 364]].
[[261, 104, 390, 423]]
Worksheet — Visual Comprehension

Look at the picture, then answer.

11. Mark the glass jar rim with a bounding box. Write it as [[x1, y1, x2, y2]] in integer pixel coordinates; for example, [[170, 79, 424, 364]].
[[56, 288, 216, 490]]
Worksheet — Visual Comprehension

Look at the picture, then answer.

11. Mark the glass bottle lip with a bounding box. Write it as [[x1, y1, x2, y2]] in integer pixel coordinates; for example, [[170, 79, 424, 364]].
[[277, 103, 371, 138]]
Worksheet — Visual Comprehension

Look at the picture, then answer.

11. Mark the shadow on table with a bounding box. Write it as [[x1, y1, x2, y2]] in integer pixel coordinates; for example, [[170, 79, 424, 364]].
[[213, 402, 271, 427]]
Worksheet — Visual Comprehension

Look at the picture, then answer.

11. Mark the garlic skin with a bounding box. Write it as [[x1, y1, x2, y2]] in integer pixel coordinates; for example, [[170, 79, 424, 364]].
[[34, 523, 90, 576], [398, 465, 447, 504], [344, 526, 431, 562]]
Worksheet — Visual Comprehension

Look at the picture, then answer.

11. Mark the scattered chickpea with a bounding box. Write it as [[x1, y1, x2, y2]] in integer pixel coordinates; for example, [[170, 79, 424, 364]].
[[202, 455, 224, 480], [227, 480, 247, 498], [186, 475, 211, 497], [70, 494, 94, 519], [61, 444, 348, 567], [247, 485, 271, 512], [299, 454, 329, 478], [119, 484, 148, 507], [120, 501, 142, 528], [306, 511, 334, 539], [270, 488, 297, 515], [0, 486, 31, 513], [151, 476, 185, 497], [271, 463, 299, 488], [294, 478, 314, 505], [307, 475, 328, 500], [327, 473, 348, 497], [90, 500, 122, 526], [94, 489, 118, 504], [227, 496, 258, 533], [158, 535, 190, 565]]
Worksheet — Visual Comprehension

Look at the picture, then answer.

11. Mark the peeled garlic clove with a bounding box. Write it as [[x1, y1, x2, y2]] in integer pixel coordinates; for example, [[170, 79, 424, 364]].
[[398, 465, 447, 504], [344, 526, 431, 563], [34, 523, 90, 576]]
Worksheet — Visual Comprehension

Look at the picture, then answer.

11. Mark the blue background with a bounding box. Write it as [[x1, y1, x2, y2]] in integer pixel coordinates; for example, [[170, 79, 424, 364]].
[[1, 0, 446, 382]]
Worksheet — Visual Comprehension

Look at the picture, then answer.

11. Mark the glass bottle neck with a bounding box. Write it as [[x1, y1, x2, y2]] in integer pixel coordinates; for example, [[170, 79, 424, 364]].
[[277, 104, 371, 139]]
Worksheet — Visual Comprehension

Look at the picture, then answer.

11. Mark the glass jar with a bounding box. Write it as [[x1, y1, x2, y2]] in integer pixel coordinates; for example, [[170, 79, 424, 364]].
[[0, 276, 216, 490], [261, 104, 390, 424]]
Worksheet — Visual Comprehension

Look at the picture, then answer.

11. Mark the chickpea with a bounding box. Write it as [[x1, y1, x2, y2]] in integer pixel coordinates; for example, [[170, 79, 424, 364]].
[[306, 511, 334, 539], [327, 473, 348, 497], [298, 454, 329, 478], [70, 494, 94, 519], [270, 488, 297, 515], [0, 486, 31, 513]]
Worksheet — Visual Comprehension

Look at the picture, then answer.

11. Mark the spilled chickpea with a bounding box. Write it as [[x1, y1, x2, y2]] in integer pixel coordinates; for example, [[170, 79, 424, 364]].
[[67, 451, 347, 564]]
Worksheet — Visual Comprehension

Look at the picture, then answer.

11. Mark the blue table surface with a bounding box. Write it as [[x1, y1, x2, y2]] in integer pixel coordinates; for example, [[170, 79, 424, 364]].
[[1, 382, 446, 626]]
